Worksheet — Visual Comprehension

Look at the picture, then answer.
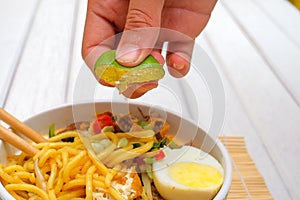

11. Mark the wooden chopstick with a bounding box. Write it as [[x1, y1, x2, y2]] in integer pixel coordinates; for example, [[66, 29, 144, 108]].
[[0, 108, 47, 143], [0, 125, 39, 156]]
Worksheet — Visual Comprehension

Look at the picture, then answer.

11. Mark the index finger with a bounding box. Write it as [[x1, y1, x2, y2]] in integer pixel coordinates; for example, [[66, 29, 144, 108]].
[[82, 0, 118, 70]]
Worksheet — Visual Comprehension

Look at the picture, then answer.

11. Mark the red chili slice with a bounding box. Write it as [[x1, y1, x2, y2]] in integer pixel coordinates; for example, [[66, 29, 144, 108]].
[[93, 114, 114, 134], [154, 150, 165, 161]]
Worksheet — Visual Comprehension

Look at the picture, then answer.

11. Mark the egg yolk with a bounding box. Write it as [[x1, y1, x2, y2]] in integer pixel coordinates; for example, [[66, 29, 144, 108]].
[[169, 162, 223, 189]]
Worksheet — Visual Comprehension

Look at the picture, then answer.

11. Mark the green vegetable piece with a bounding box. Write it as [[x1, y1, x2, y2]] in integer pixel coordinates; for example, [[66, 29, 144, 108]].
[[142, 124, 153, 130], [94, 50, 165, 93], [168, 140, 181, 149], [144, 157, 156, 164], [99, 139, 112, 148], [91, 142, 104, 153], [101, 126, 114, 133], [117, 137, 128, 148], [137, 121, 150, 128], [145, 164, 153, 179], [49, 124, 55, 138]]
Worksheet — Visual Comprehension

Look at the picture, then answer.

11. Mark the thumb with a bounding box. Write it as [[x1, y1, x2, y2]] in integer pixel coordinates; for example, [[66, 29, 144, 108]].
[[116, 0, 164, 67]]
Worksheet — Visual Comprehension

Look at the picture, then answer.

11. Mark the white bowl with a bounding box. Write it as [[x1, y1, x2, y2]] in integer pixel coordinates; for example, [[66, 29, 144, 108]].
[[0, 101, 232, 200]]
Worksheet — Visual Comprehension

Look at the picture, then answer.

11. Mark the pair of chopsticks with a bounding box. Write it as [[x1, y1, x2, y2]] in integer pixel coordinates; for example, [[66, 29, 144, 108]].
[[0, 108, 47, 156]]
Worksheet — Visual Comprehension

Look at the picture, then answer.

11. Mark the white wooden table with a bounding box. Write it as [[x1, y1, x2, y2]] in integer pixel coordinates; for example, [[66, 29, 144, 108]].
[[1, 0, 300, 199]]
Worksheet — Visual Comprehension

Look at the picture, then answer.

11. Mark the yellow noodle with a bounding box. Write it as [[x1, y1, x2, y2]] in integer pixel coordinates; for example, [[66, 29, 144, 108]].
[[61, 149, 68, 167], [54, 154, 62, 168], [104, 131, 119, 145], [90, 133, 108, 141], [14, 171, 35, 183], [81, 160, 92, 174], [96, 143, 117, 160], [105, 166, 120, 187], [128, 137, 155, 142], [87, 140, 116, 175], [69, 166, 82, 178], [38, 149, 56, 167], [15, 190, 28, 199], [48, 189, 57, 200], [85, 165, 96, 200], [35, 142, 78, 149], [107, 141, 154, 166], [58, 146, 81, 155], [41, 164, 51, 177], [62, 151, 86, 183], [28, 193, 42, 200], [92, 179, 106, 189], [0, 168, 23, 184], [102, 144, 133, 164], [23, 161, 34, 171], [56, 189, 85, 200], [62, 178, 85, 190], [93, 173, 105, 182], [108, 186, 126, 200], [46, 160, 57, 191], [5, 184, 49, 200], [3, 165, 24, 173], [48, 131, 78, 142], [116, 130, 155, 139], [54, 168, 64, 195], [9, 190, 26, 200], [15, 153, 27, 166], [33, 146, 50, 161]]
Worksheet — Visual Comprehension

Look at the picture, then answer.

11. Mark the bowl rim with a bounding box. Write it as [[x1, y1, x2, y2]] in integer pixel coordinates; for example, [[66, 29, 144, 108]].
[[0, 100, 232, 200]]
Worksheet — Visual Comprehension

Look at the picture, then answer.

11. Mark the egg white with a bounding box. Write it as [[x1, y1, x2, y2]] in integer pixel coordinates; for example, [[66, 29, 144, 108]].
[[152, 145, 224, 200]]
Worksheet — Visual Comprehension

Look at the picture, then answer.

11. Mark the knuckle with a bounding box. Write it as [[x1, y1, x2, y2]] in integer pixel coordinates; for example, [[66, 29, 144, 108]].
[[126, 8, 155, 28]]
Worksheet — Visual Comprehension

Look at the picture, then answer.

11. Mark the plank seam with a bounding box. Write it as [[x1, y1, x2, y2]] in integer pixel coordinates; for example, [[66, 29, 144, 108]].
[[64, 0, 81, 103]]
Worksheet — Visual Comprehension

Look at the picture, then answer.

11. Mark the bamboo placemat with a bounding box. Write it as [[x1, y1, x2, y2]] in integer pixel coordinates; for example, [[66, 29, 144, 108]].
[[219, 136, 273, 200]]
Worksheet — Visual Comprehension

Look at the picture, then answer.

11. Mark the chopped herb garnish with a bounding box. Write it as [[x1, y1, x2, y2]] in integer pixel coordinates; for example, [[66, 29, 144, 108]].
[[151, 138, 167, 150], [133, 143, 142, 148], [159, 138, 167, 147], [152, 142, 160, 149]]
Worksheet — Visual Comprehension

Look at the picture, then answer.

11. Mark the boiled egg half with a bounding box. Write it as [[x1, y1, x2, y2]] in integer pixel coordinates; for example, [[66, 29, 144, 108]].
[[153, 145, 224, 200]]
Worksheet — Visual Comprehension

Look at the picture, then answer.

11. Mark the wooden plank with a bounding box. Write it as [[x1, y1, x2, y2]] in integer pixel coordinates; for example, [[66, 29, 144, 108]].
[[201, 2, 297, 199], [4, 0, 78, 119], [250, 0, 300, 48], [197, 33, 290, 200], [221, 0, 300, 107], [0, 0, 39, 107]]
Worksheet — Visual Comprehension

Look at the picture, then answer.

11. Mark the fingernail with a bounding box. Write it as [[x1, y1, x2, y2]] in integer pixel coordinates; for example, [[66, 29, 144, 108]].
[[173, 63, 185, 70], [116, 45, 140, 63]]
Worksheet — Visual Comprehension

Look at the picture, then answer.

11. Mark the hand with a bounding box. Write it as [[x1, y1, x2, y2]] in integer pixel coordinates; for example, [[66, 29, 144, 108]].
[[82, 0, 217, 98]]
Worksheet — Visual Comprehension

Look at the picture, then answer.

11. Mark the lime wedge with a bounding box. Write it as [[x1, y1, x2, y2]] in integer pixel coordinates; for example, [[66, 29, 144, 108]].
[[94, 50, 165, 92]]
